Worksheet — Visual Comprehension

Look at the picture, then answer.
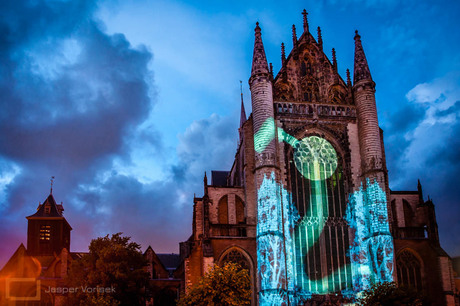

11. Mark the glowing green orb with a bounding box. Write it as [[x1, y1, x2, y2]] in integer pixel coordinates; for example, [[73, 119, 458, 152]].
[[293, 136, 337, 181]]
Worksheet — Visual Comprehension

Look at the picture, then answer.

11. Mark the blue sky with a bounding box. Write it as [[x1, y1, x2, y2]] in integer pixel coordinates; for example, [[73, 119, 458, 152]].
[[1, 0, 459, 266]]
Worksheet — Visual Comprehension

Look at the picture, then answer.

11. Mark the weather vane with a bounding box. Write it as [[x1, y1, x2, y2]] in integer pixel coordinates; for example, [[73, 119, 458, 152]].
[[50, 176, 55, 194]]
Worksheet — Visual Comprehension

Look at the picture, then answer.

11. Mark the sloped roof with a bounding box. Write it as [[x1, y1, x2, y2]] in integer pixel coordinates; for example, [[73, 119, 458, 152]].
[[211, 171, 229, 186], [156, 253, 181, 270], [27, 194, 63, 218], [26, 193, 72, 230], [0, 244, 41, 277]]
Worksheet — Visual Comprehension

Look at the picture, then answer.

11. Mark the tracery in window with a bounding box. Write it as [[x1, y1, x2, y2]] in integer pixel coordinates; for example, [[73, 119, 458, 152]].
[[396, 250, 423, 291]]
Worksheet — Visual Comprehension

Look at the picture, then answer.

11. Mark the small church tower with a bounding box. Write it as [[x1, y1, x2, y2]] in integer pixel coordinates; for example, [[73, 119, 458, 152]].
[[26, 192, 72, 256]]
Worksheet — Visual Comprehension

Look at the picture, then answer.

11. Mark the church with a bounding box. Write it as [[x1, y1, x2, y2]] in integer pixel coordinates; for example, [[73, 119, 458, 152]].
[[0, 9, 458, 306], [180, 10, 457, 305]]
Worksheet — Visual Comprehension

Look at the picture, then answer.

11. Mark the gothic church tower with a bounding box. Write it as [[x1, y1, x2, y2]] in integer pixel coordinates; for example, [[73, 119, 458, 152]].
[[181, 10, 456, 306], [249, 10, 393, 303]]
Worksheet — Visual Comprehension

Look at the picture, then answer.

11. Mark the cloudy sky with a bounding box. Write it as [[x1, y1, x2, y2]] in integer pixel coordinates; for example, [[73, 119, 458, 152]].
[[1, 0, 459, 266]]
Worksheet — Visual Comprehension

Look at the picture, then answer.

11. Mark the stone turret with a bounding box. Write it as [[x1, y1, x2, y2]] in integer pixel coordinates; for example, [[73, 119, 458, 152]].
[[249, 22, 290, 304], [352, 30, 385, 187], [249, 22, 276, 169]]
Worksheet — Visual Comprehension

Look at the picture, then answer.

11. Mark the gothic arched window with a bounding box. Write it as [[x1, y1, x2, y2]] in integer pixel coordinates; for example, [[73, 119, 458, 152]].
[[288, 136, 352, 293], [397, 250, 423, 291], [218, 195, 228, 224]]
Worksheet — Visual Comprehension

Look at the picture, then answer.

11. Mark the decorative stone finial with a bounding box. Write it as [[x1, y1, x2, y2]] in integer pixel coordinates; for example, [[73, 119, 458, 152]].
[[354, 30, 360, 40]]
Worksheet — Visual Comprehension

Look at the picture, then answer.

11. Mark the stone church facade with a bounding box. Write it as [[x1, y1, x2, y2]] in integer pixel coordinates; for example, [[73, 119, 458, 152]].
[[180, 11, 456, 305]]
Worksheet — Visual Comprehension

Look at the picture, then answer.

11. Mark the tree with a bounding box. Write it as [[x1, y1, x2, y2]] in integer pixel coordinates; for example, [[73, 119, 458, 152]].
[[177, 262, 251, 306], [357, 281, 428, 306], [67, 233, 149, 306]]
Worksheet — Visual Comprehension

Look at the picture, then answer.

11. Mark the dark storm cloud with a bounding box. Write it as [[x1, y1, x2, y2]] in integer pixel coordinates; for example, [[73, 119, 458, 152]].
[[63, 113, 239, 253], [176, 114, 238, 178], [386, 102, 426, 134], [383, 101, 426, 182], [384, 75, 460, 256], [0, 0, 155, 264], [434, 100, 460, 119], [70, 173, 189, 252], [419, 119, 460, 256]]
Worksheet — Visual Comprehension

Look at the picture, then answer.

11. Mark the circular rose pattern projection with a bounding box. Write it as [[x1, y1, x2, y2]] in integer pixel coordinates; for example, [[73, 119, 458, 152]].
[[293, 136, 337, 180]]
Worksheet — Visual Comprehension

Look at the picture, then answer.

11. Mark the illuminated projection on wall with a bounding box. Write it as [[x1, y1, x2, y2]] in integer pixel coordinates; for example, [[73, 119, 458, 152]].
[[346, 179, 394, 291], [255, 117, 394, 305]]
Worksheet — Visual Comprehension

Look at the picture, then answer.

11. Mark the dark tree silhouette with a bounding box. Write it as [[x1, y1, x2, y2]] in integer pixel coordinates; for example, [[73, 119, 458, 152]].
[[67, 233, 149, 306]]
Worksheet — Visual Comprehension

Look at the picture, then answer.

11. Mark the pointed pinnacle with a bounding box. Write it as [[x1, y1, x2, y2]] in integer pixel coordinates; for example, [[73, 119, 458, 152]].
[[251, 22, 269, 77], [346, 69, 351, 87], [292, 24, 297, 47], [317, 26, 323, 49], [281, 42, 286, 66], [332, 48, 337, 71], [353, 29, 372, 84], [302, 9, 309, 33]]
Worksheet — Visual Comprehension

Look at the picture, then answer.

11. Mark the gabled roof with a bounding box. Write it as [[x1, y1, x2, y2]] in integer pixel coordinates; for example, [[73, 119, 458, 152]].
[[0, 244, 41, 277], [144, 246, 169, 273]]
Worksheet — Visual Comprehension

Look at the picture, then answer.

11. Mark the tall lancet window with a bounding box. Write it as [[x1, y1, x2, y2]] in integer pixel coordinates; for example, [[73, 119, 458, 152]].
[[288, 136, 352, 294]]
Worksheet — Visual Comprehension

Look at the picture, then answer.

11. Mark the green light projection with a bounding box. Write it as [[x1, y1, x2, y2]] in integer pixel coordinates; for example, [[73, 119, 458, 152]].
[[255, 117, 393, 304], [278, 129, 338, 181], [254, 117, 276, 153]]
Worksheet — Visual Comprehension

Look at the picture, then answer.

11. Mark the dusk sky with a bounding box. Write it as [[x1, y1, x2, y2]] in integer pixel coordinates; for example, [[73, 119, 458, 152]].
[[1, 0, 459, 267]]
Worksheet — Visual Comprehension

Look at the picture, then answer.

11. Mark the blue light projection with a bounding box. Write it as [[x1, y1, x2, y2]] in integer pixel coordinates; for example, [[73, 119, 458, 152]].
[[255, 117, 394, 304], [345, 179, 394, 291], [257, 172, 299, 305]]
